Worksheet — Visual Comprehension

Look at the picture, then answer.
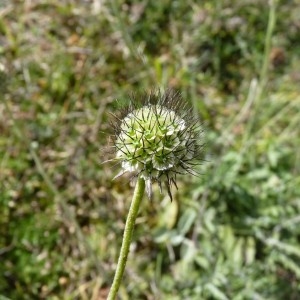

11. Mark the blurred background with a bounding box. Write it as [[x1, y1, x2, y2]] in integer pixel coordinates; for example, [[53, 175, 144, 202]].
[[1, 0, 300, 299]]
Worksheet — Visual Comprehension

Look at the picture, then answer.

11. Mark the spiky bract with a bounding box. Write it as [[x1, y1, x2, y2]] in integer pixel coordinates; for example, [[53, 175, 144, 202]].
[[112, 90, 203, 200]]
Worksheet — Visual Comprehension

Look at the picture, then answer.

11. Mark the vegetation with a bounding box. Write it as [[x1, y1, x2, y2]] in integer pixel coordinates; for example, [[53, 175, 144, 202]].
[[1, 0, 300, 299]]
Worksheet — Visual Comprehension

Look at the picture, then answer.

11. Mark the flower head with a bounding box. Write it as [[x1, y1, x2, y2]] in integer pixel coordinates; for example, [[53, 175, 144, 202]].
[[112, 90, 204, 200]]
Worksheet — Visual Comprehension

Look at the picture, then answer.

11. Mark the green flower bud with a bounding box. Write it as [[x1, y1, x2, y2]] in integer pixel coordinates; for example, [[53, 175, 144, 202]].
[[112, 90, 204, 200]]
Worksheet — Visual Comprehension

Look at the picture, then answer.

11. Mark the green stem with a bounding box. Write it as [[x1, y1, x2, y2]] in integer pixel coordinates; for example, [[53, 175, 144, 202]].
[[107, 176, 145, 300], [259, 0, 277, 92]]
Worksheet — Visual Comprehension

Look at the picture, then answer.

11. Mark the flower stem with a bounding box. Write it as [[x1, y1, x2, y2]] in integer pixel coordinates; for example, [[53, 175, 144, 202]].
[[107, 176, 145, 300]]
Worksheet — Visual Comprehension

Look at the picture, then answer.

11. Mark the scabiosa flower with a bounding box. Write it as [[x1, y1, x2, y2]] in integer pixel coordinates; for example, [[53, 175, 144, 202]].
[[112, 90, 204, 200]]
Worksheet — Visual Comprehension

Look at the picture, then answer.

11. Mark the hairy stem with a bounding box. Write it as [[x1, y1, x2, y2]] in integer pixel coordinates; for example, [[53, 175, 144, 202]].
[[108, 176, 145, 300]]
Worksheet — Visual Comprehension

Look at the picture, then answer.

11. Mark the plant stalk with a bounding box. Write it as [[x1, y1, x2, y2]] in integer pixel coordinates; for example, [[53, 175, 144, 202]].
[[107, 176, 145, 300]]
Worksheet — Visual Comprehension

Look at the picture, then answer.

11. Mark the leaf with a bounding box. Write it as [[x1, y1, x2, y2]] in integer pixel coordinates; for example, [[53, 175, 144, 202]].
[[219, 225, 235, 256], [245, 237, 256, 265], [275, 253, 300, 278], [205, 283, 229, 300], [232, 238, 244, 266], [267, 238, 300, 258], [170, 234, 184, 246], [177, 208, 197, 236], [194, 255, 210, 270], [181, 239, 196, 262], [153, 228, 176, 244]]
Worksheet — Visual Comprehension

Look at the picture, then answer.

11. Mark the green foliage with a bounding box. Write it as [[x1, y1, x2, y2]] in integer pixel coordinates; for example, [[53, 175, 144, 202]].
[[1, 0, 300, 299]]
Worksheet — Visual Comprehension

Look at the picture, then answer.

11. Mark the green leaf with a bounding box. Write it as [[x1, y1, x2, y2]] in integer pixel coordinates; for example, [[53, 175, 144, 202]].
[[205, 283, 229, 300], [177, 208, 197, 236]]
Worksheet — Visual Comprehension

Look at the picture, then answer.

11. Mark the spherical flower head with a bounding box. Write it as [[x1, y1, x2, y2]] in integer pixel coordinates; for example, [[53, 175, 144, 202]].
[[113, 90, 203, 200]]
